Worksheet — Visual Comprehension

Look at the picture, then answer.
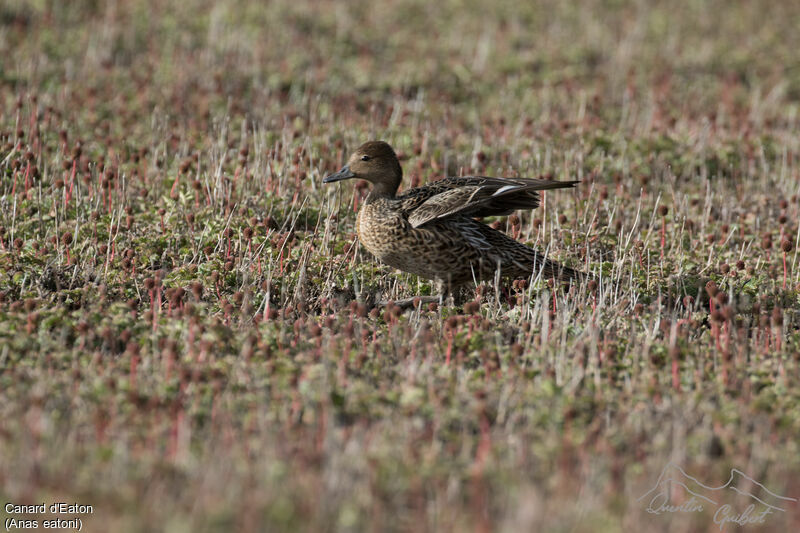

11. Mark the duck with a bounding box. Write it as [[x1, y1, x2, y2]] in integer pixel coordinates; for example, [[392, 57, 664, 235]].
[[324, 141, 582, 303]]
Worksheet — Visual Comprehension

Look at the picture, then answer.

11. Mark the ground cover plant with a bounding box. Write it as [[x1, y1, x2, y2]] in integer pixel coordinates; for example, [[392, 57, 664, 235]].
[[1, 0, 800, 531]]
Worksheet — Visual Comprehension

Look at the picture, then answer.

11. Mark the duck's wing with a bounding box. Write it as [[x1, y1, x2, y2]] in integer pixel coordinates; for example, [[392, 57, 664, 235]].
[[401, 176, 577, 228]]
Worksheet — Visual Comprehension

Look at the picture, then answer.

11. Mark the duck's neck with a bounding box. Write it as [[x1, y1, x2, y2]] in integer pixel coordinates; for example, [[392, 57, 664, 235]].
[[366, 179, 399, 203]]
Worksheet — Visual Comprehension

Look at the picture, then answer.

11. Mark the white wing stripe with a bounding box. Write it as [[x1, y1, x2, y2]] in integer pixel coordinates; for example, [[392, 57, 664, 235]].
[[492, 185, 520, 196]]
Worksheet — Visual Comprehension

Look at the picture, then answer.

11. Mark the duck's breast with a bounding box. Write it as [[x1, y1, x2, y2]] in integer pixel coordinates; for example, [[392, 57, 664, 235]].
[[357, 201, 405, 259]]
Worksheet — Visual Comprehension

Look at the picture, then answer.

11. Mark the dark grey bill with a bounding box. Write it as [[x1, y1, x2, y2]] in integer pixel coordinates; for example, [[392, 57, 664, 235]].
[[323, 165, 355, 183]]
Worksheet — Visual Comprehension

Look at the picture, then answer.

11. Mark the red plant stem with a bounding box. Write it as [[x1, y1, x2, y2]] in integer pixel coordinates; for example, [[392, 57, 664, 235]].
[[170, 174, 180, 197], [232, 166, 240, 196], [660, 217, 666, 258], [65, 159, 76, 207], [24, 162, 33, 194], [783, 252, 787, 289], [152, 289, 161, 331], [712, 323, 722, 353]]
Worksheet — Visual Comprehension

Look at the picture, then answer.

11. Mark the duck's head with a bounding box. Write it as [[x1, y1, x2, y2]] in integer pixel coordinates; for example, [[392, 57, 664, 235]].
[[323, 141, 402, 197]]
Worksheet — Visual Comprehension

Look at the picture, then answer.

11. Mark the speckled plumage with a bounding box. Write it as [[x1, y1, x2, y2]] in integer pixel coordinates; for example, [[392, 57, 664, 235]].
[[324, 141, 581, 289]]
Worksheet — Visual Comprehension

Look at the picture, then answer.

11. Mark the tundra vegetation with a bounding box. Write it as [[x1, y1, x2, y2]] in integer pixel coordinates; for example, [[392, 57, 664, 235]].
[[1, 1, 799, 531]]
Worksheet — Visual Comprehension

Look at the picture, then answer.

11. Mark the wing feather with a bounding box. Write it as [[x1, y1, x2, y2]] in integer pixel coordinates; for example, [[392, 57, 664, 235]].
[[403, 176, 577, 228]]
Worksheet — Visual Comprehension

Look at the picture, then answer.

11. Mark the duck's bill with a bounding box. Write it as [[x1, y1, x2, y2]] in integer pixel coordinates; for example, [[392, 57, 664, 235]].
[[323, 165, 355, 183]]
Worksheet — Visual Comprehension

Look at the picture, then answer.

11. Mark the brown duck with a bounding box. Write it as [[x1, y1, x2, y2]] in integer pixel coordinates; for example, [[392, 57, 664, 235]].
[[324, 141, 581, 300]]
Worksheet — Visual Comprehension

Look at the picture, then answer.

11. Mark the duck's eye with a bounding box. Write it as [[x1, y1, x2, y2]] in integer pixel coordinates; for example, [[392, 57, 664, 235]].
[[360, 155, 371, 161]]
